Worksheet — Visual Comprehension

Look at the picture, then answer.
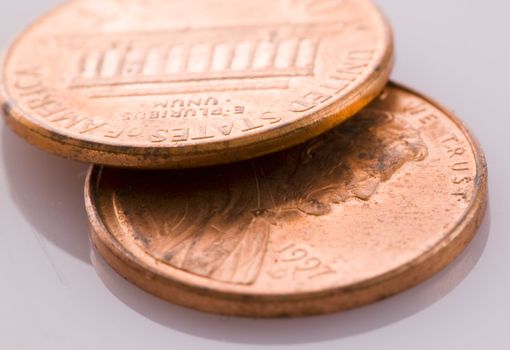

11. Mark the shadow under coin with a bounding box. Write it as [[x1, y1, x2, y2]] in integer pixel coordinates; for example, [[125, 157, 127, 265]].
[[91, 207, 491, 345], [1, 125, 91, 263]]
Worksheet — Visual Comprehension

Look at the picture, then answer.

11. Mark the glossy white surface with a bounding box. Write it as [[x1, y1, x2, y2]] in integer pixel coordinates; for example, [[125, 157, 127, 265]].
[[0, 1, 508, 349]]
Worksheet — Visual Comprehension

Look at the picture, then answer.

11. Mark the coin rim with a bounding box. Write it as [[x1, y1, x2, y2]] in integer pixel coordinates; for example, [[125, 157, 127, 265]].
[[84, 81, 488, 317], [0, 0, 394, 168]]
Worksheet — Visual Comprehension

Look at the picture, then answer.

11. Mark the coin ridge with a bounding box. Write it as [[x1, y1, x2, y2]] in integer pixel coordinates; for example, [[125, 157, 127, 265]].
[[85, 82, 488, 317]]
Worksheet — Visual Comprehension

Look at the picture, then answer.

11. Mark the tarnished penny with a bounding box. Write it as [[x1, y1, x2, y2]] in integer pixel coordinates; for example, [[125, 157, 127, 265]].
[[1, 0, 393, 168], [85, 83, 487, 317]]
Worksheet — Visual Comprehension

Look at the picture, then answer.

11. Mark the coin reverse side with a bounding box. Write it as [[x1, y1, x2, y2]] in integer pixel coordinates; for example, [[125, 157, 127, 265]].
[[1, 0, 393, 168], [85, 83, 487, 317]]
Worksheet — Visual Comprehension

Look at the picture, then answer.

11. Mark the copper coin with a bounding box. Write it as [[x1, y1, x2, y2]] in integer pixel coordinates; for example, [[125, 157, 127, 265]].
[[85, 82, 487, 317], [1, 0, 393, 168]]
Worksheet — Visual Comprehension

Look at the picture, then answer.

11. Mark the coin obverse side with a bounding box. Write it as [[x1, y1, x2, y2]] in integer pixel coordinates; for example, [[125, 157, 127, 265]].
[[1, 0, 393, 168], [85, 83, 487, 317]]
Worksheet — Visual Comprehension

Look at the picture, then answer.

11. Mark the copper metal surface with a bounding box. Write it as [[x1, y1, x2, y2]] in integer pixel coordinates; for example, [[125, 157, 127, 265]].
[[1, 0, 393, 168], [85, 83, 487, 317]]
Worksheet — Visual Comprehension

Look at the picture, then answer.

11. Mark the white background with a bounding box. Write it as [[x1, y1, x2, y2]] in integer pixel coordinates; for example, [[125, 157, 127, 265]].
[[0, 1, 509, 349]]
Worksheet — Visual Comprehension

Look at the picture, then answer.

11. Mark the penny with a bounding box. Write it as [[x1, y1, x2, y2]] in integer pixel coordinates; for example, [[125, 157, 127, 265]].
[[85, 82, 487, 317], [1, 0, 393, 168]]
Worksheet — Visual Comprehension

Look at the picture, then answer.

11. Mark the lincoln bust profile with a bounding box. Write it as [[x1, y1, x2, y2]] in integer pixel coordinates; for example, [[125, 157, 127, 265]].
[[114, 108, 428, 285]]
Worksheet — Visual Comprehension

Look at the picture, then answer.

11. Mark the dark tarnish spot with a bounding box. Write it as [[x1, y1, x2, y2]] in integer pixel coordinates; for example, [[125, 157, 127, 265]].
[[1, 102, 11, 116], [164, 252, 174, 262], [133, 233, 150, 247]]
